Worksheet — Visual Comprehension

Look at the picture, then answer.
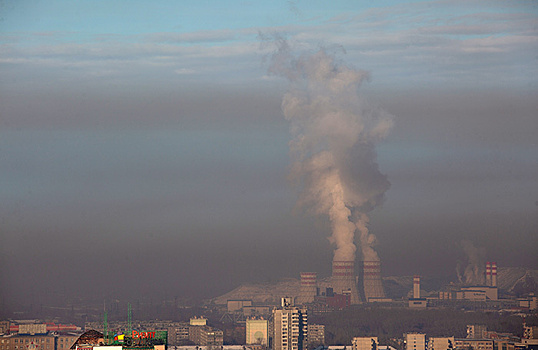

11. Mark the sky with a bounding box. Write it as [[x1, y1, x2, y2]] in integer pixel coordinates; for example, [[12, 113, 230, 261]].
[[1, 0, 537, 310]]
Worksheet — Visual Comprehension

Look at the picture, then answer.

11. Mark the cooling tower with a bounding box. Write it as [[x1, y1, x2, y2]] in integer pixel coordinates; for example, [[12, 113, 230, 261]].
[[413, 275, 420, 299], [361, 260, 385, 301], [486, 262, 491, 286], [332, 260, 361, 304], [296, 272, 317, 304], [491, 262, 497, 287]]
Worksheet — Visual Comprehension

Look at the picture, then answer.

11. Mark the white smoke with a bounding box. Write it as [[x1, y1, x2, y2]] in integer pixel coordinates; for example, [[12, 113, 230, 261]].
[[458, 240, 486, 285], [267, 38, 393, 262]]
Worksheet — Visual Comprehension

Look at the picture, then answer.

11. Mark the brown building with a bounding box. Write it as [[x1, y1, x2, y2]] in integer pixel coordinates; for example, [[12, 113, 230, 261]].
[[1, 334, 55, 350], [0, 322, 11, 335], [167, 325, 190, 345], [55, 334, 79, 350], [455, 339, 494, 350], [307, 325, 324, 347], [189, 326, 223, 346]]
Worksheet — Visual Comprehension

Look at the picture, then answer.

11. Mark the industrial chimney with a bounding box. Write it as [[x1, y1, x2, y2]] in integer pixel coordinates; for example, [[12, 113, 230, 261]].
[[296, 272, 317, 304], [332, 260, 361, 304], [413, 275, 420, 299], [361, 260, 385, 301], [491, 262, 497, 287], [486, 262, 491, 286]]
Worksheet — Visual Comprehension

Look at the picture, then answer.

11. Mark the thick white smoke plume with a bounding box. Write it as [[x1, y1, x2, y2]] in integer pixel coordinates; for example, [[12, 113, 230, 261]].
[[457, 240, 486, 285], [267, 38, 393, 262]]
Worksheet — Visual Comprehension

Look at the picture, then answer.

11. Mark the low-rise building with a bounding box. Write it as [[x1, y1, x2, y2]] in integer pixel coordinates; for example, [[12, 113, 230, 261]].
[[246, 318, 268, 346], [428, 337, 454, 350], [167, 325, 190, 345], [455, 338, 494, 350], [1, 334, 56, 350], [353, 337, 378, 350], [307, 325, 324, 347], [227, 300, 253, 313], [467, 326, 488, 339], [406, 334, 426, 350]]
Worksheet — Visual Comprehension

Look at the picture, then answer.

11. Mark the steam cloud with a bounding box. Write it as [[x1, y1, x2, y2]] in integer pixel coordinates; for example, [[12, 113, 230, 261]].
[[457, 239, 486, 285], [267, 38, 393, 262]]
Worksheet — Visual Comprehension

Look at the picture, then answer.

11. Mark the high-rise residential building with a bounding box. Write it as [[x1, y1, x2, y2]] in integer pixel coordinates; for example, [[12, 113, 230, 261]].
[[272, 300, 308, 350]]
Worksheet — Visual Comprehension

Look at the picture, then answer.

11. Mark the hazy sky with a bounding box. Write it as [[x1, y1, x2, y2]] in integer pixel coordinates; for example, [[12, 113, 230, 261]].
[[1, 0, 537, 308]]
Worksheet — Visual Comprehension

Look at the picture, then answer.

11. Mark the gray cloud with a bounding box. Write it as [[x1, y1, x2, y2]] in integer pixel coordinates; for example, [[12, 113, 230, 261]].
[[1, 0, 537, 311]]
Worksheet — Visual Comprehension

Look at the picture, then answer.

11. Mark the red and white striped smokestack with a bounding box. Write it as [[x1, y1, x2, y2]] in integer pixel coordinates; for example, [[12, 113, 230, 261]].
[[413, 275, 420, 299], [332, 260, 360, 304], [362, 260, 385, 301], [491, 262, 497, 287], [297, 272, 317, 304], [486, 262, 491, 286]]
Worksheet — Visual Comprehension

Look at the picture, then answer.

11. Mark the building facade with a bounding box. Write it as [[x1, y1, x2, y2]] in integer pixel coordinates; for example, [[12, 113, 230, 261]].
[[454, 339, 493, 350], [428, 337, 455, 350], [1, 334, 56, 350], [467, 326, 488, 339], [352, 337, 378, 350], [406, 334, 426, 350], [272, 305, 308, 350], [246, 319, 268, 346], [166, 325, 190, 345]]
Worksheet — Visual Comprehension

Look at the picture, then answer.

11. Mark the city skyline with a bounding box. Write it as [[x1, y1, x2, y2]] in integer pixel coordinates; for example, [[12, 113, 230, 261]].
[[1, 0, 537, 308]]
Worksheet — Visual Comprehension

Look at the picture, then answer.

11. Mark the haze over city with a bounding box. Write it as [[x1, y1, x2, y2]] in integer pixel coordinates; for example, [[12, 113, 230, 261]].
[[1, 0, 537, 311]]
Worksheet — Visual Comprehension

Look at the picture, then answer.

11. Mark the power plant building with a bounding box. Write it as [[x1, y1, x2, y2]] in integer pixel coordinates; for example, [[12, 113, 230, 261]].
[[331, 261, 360, 304], [361, 260, 385, 302], [296, 272, 317, 305], [409, 275, 427, 308]]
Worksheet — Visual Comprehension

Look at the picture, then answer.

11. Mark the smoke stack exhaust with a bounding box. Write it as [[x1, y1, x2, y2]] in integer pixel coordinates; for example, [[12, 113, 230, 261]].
[[332, 260, 360, 304], [361, 260, 385, 301], [266, 40, 393, 296], [296, 272, 317, 304], [413, 275, 420, 299]]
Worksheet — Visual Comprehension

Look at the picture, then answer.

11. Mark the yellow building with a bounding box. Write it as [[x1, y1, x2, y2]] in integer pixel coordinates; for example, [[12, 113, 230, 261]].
[[428, 337, 454, 350], [245, 319, 268, 346], [352, 337, 378, 350], [406, 333, 426, 350]]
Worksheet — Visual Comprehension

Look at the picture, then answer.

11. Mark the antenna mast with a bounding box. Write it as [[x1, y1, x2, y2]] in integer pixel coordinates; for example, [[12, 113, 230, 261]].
[[127, 302, 132, 336]]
